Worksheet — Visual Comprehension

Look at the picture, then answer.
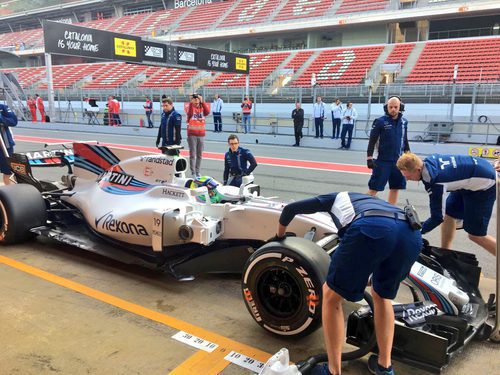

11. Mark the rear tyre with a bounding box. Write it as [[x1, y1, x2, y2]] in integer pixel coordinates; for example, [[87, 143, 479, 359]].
[[242, 237, 330, 337], [0, 184, 47, 244]]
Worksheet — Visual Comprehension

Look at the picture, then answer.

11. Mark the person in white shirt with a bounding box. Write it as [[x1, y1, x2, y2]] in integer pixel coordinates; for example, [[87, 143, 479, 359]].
[[313, 96, 325, 138], [330, 98, 343, 139], [340, 101, 357, 150], [212, 94, 223, 132]]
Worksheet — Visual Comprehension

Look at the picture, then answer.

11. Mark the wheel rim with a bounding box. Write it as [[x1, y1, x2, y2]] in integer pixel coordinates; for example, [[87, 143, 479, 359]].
[[256, 266, 303, 319]]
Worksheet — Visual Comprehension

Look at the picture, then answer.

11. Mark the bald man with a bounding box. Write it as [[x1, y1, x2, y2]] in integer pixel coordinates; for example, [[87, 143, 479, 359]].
[[366, 96, 410, 205]]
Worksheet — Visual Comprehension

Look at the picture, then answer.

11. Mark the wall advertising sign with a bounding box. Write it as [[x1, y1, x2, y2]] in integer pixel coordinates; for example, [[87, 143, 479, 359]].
[[43, 20, 112, 60], [111, 34, 143, 63], [197, 48, 249, 74], [177, 46, 198, 67]]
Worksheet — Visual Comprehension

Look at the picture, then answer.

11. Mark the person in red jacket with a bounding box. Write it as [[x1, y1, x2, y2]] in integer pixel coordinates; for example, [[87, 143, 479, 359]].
[[35, 94, 45, 123], [184, 93, 210, 178], [241, 96, 252, 133], [27, 95, 37, 122]]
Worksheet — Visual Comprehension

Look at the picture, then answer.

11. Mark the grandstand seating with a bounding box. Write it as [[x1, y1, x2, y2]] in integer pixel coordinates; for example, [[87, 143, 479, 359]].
[[335, 0, 389, 15], [291, 46, 384, 86], [175, 1, 234, 32], [406, 37, 500, 83], [0, 66, 45, 88], [0, 28, 43, 49], [132, 8, 186, 37], [283, 50, 314, 71], [384, 43, 415, 65], [138, 67, 198, 88], [273, 0, 333, 22], [220, 0, 281, 28], [108, 13, 152, 34], [82, 62, 148, 89], [207, 52, 289, 87], [37, 63, 111, 89]]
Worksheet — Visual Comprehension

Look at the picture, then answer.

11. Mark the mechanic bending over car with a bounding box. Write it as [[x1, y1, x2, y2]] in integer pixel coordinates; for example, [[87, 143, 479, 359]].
[[397, 152, 497, 257], [0, 103, 17, 185], [156, 97, 182, 148], [223, 134, 257, 187], [275, 192, 422, 375]]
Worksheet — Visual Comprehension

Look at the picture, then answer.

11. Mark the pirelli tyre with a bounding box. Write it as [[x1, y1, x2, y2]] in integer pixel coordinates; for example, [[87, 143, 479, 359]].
[[242, 237, 330, 337], [0, 184, 47, 244]]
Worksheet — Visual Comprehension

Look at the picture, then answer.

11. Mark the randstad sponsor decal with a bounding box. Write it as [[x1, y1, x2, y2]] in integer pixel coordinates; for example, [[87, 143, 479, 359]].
[[175, 0, 212, 9], [114, 37, 137, 57]]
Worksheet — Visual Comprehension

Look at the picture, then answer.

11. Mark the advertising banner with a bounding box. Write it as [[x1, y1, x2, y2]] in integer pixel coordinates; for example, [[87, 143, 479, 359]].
[[197, 47, 249, 74]]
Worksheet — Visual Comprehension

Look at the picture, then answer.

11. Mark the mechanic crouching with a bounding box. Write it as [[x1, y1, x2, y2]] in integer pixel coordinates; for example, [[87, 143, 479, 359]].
[[156, 97, 182, 149], [274, 192, 422, 375], [223, 134, 257, 187]]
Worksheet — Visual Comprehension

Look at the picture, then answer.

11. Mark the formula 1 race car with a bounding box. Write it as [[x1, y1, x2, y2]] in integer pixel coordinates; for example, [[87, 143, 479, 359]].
[[0, 141, 334, 337]]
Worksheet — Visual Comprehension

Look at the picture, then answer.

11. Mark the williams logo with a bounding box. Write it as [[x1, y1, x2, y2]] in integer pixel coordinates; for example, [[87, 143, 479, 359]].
[[99, 171, 133, 186], [95, 211, 148, 236]]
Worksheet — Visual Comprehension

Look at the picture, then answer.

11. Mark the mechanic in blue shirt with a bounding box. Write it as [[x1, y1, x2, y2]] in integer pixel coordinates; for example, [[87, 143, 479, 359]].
[[275, 192, 422, 375], [0, 103, 17, 185], [367, 96, 410, 205], [223, 134, 257, 187], [397, 152, 496, 256], [156, 97, 182, 148]]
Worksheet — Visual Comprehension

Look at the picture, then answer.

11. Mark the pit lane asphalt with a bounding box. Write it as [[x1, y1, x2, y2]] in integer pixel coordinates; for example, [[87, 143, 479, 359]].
[[0, 127, 497, 374]]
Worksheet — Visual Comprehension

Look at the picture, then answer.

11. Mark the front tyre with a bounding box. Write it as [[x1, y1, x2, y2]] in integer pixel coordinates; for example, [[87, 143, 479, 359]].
[[0, 184, 47, 244], [242, 237, 330, 337]]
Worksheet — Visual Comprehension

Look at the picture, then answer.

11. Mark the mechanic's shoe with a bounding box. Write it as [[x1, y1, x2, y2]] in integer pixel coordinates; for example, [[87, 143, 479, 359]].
[[310, 363, 333, 375], [368, 355, 394, 375]]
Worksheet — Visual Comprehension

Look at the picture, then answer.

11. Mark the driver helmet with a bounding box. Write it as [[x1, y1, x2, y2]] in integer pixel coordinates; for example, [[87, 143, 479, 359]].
[[190, 176, 222, 203]]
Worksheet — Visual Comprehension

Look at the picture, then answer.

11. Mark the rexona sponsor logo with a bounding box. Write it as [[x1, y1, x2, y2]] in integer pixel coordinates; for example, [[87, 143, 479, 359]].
[[174, 0, 212, 9], [95, 211, 148, 236], [99, 171, 133, 186]]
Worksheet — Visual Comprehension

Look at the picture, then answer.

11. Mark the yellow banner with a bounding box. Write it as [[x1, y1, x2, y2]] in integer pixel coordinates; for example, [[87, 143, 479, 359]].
[[468, 146, 500, 158], [235, 57, 247, 72], [114, 37, 137, 57]]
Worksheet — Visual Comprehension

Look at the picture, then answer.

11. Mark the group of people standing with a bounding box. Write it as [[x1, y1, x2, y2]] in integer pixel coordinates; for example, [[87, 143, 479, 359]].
[[281, 95, 498, 375], [290, 97, 358, 148], [27, 94, 45, 123], [156, 93, 257, 183]]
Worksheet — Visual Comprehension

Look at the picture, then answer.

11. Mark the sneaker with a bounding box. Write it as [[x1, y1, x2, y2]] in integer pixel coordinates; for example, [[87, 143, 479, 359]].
[[338, 146, 345, 150], [368, 355, 394, 375], [310, 363, 332, 375]]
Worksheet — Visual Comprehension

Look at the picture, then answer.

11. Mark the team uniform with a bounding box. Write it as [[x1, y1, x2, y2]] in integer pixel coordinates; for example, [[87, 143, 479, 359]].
[[212, 97, 223, 132], [340, 106, 357, 149], [27, 98, 37, 122], [367, 113, 410, 191], [36, 96, 45, 123], [0, 104, 18, 174], [420, 154, 496, 236], [157, 107, 182, 147], [223, 146, 257, 187], [279, 192, 422, 301], [313, 101, 325, 138], [144, 99, 153, 128], [330, 102, 343, 139]]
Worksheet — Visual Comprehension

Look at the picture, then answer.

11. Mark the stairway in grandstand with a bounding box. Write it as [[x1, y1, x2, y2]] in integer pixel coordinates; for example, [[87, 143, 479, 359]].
[[324, 0, 345, 17], [211, 0, 243, 30], [284, 50, 321, 87], [0, 72, 28, 120], [366, 44, 394, 90], [395, 43, 424, 83]]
